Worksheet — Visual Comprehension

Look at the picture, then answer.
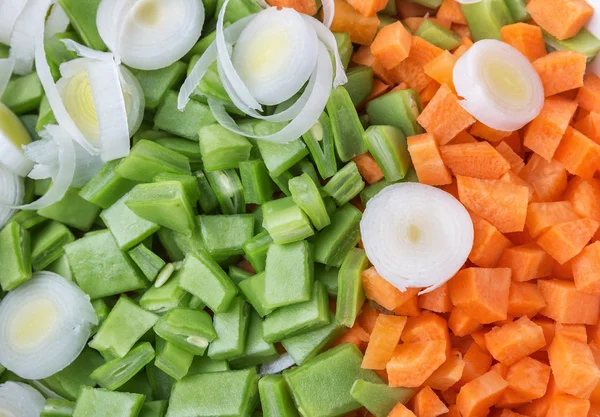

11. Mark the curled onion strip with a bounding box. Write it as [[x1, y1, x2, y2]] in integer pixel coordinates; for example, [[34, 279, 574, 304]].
[[45, 3, 71, 40], [8, 0, 51, 75], [0, 382, 45, 417], [0, 0, 29, 45], [0, 58, 14, 97], [301, 15, 347, 87], [322, 0, 335, 28], [0, 164, 24, 229]]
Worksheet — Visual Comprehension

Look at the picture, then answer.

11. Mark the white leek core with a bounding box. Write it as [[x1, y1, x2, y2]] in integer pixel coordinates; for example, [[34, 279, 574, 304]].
[[453, 39, 544, 132], [0, 102, 34, 177], [97, 0, 205, 70], [0, 382, 45, 417], [360, 183, 474, 294], [0, 272, 97, 380], [0, 164, 24, 229]]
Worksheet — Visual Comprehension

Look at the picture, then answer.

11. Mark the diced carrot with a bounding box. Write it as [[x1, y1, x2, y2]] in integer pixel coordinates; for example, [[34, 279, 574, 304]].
[[419, 81, 441, 105], [352, 45, 376, 66], [520, 154, 569, 203], [469, 122, 511, 143], [391, 82, 410, 92], [353, 153, 385, 185], [468, 213, 514, 268], [370, 22, 412, 70], [471, 330, 488, 353], [533, 317, 556, 349], [497, 411, 528, 417], [500, 23, 547, 62], [346, 0, 387, 16], [448, 130, 478, 145], [572, 241, 600, 295], [402, 313, 450, 350], [387, 341, 447, 387], [537, 218, 600, 264], [555, 323, 588, 343], [362, 314, 407, 370], [500, 171, 535, 203], [554, 127, 600, 179], [538, 279, 600, 325], [442, 179, 459, 199], [425, 349, 465, 391], [503, 131, 522, 155], [574, 112, 600, 145], [437, 0, 467, 24], [362, 79, 391, 106], [516, 375, 564, 417], [410, 36, 445, 67], [505, 229, 535, 246], [490, 362, 509, 379], [457, 176, 529, 233], [442, 388, 458, 407], [330, 0, 380, 45], [589, 343, 600, 402], [523, 96, 578, 161], [496, 388, 530, 409], [266, 0, 319, 15], [497, 243, 552, 282], [407, 133, 453, 186], [358, 303, 380, 334], [533, 51, 587, 97], [417, 85, 476, 145], [396, 0, 431, 18], [546, 395, 591, 417], [590, 403, 600, 417], [402, 17, 452, 33], [414, 387, 449, 417], [494, 143, 524, 175], [456, 370, 509, 417], [391, 57, 432, 92], [507, 281, 547, 318], [389, 403, 417, 417], [484, 316, 546, 366], [526, 201, 580, 239], [440, 142, 511, 180], [393, 295, 421, 317], [565, 178, 600, 226], [448, 267, 511, 324], [419, 283, 452, 313], [333, 322, 371, 350], [362, 267, 420, 311], [461, 342, 493, 384], [577, 74, 600, 114], [440, 405, 461, 417], [423, 51, 457, 92], [589, 322, 600, 345], [505, 357, 551, 400], [448, 307, 482, 337], [526, 0, 593, 40]]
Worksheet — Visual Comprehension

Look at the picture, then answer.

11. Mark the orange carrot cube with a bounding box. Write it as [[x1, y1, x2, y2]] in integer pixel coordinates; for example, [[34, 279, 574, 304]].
[[497, 243, 553, 282], [456, 371, 508, 417], [500, 23, 547, 62], [407, 133, 453, 186], [538, 279, 600, 325], [572, 241, 600, 295], [554, 127, 600, 179], [533, 51, 587, 97], [537, 218, 599, 264], [370, 22, 412, 70], [484, 316, 546, 366], [526, 0, 593, 40]]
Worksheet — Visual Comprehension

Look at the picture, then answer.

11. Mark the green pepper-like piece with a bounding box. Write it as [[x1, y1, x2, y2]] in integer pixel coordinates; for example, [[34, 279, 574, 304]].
[[366, 89, 423, 137], [91, 343, 155, 391], [543, 28, 600, 60], [153, 91, 216, 140], [334, 32, 353, 70], [323, 162, 365, 206], [335, 248, 368, 327], [461, 0, 514, 41], [350, 380, 416, 417], [154, 308, 217, 355], [364, 125, 412, 182], [155, 337, 194, 381], [289, 173, 331, 231], [327, 86, 367, 162], [344, 66, 374, 106], [72, 387, 144, 417], [314, 204, 362, 268], [302, 113, 337, 179], [131, 62, 187, 110], [0, 221, 31, 291], [415, 20, 461, 50]]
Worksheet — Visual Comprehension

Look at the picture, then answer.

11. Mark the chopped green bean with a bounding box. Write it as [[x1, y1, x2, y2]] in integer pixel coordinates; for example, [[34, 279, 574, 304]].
[[79, 160, 137, 209], [0, 221, 31, 291], [302, 113, 337, 179], [38, 187, 101, 231], [208, 297, 251, 360], [41, 399, 75, 417], [262, 197, 314, 244], [327, 86, 367, 162], [366, 89, 423, 137], [187, 355, 230, 376], [132, 62, 187, 110], [153, 173, 201, 208], [460, 0, 514, 41], [139, 274, 191, 314], [344, 66, 374, 106], [2, 72, 44, 114], [72, 387, 144, 417], [153, 91, 216, 140], [289, 173, 331, 230], [334, 32, 353, 69], [335, 248, 368, 327], [315, 264, 340, 296], [242, 231, 273, 273], [415, 20, 461, 50], [194, 170, 220, 214], [238, 272, 275, 318], [205, 169, 246, 215], [153, 308, 217, 355], [199, 214, 255, 260], [259, 375, 300, 417], [350, 380, 415, 417], [91, 342, 156, 390], [323, 162, 365, 206], [154, 337, 194, 381], [229, 311, 278, 369], [314, 204, 362, 268], [240, 160, 276, 204], [364, 125, 412, 182], [128, 244, 166, 282], [199, 124, 253, 171], [58, 0, 106, 50]]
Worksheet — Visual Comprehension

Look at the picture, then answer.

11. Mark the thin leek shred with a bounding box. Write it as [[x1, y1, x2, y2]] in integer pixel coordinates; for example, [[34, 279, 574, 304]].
[[45, 3, 70, 40], [0, 0, 29, 45], [8, 0, 50, 75]]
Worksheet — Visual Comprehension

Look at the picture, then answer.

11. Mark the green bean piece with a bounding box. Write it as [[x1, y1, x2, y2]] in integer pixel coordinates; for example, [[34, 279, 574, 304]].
[[153, 175, 199, 208], [217, 0, 263, 23], [34, 178, 51, 197], [91, 343, 155, 391], [350, 380, 416, 417], [44, 32, 81, 81], [72, 387, 144, 417], [29, 216, 65, 269], [115, 139, 191, 183], [185, 29, 218, 60], [118, 372, 155, 400], [187, 295, 206, 310], [238, 272, 275, 318], [291, 159, 320, 186], [255, 128, 309, 178], [167, 369, 259, 417], [154, 337, 194, 381], [334, 32, 353, 69], [41, 399, 75, 417], [335, 249, 368, 327], [366, 89, 423, 137], [283, 344, 383, 417], [229, 311, 278, 369], [229, 265, 254, 284], [314, 204, 362, 268], [1, 72, 44, 114], [240, 160, 276, 204], [139, 275, 191, 314], [323, 162, 365, 206], [460, 0, 513, 41], [187, 355, 230, 376], [270, 170, 294, 196], [409, 0, 441, 7], [153, 91, 216, 140], [242, 231, 273, 273], [364, 125, 412, 182], [259, 375, 300, 417], [208, 297, 251, 360], [205, 169, 246, 215], [504, 0, 530, 22], [92, 299, 110, 329], [289, 173, 331, 231], [194, 170, 220, 214], [262, 197, 314, 244], [38, 187, 101, 231], [89, 297, 158, 359], [65, 230, 146, 299], [79, 160, 137, 209], [415, 20, 461, 50], [36, 95, 56, 131], [315, 264, 339, 296], [139, 401, 168, 417], [10, 210, 48, 230], [132, 62, 187, 110], [263, 281, 329, 343], [0, 221, 31, 291], [199, 124, 253, 171], [156, 219, 205, 263], [193, 61, 236, 107], [301, 113, 337, 179], [281, 312, 344, 365], [154, 308, 217, 355], [58, 0, 106, 50], [344, 66, 374, 106], [152, 138, 203, 170], [327, 86, 367, 162], [128, 244, 166, 282], [543, 28, 600, 60], [177, 251, 238, 313], [146, 367, 174, 402], [199, 214, 255, 260]]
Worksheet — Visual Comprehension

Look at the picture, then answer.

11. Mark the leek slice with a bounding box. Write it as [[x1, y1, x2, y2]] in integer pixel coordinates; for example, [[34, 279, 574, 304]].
[[0, 382, 45, 417]]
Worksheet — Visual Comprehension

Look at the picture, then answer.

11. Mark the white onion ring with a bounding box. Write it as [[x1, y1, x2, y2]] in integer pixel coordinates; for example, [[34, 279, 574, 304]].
[[9, 0, 51, 75], [45, 3, 71, 40], [0, 382, 45, 417], [0, 164, 24, 229], [0, 0, 29, 45]]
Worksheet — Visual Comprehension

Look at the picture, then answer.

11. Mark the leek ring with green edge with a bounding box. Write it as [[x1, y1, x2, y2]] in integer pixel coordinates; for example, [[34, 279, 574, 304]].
[[0, 0, 28, 45], [96, 0, 205, 70], [0, 101, 34, 177], [0, 382, 45, 417], [453, 39, 544, 132], [0, 271, 98, 380], [0, 163, 24, 229], [360, 183, 474, 294]]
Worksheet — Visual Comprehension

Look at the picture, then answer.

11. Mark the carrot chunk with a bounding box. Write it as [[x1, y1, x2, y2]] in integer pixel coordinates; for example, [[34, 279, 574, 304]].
[[546, 395, 590, 417], [577, 74, 600, 114], [519, 154, 568, 202], [333, 322, 371, 351], [386, 341, 447, 388], [456, 370, 509, 417], [572, 242, 600, 295], [362, 315, 407, 370], [448, 307, 482, 337], [437, 0, 466, 24], [525, 201, 580, 238], [266, 0, 319, 14], [506, 357, 551, 400], [362, 267, 419, 311], [370, 22, 412, 70], [410, 36, 445, 67], [416, 85, 476, 145], [461, 342, 493, 384], [484, 316, 546, 366], [536, 218, 599, 264], [507, 281, 547, 318], [533, 51, 587, 97], [363, 79, 391, 105], [414, 387, 449, 417], [425, 349, 465, 391], [419, 283, 452, 313], [564, 177, 600, 225], [500, 23, 547, 62], [538, 279, 600, 325], [440, 142, 511, 180], [346, 0, 387, 16], [533, 317, 556, 348], [330, 0, 380, 45], [469, 122, 511, 143], [523, 96, 578, 161], [353, 153, 385, 185], [423, 50, 457, 91], [469, 213, 514, 268], [554, 127, 600, 179], [516, 375, 564, 417], [495, 142, 524, 174], [357, 303, 380, 334], [407, 133, 453, 186], [498, 411, 529, 417], [574, 111, 600, 145], [388, 403, 417, 417], [393, 295, 421, 317], [457, 176, 529, 234], [526, 0, 593, 40], [401, 313, 450, 352], [391, 57, 432, 92], [448, 267, 511, 324], [497, 243, 553, 282]]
